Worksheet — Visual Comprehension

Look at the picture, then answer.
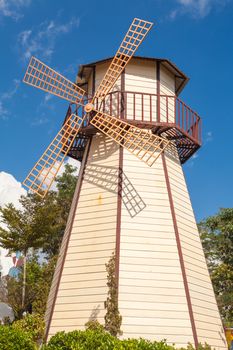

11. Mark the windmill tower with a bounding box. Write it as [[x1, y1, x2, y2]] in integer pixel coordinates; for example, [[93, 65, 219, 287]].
[[22, 19, 227, 349]]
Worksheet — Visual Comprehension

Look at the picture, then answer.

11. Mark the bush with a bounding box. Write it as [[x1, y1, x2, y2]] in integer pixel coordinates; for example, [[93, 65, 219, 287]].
[[120, 338, 174, 350], [184, 343, 213, 350], [43, 328, 119, 350], [0, 325, 36, 350], [43, 328, 179, 350], [12, 313, 45, 344]]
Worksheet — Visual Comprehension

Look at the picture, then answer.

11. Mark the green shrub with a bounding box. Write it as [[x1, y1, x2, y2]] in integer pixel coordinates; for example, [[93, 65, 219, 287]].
[[120, 338, 175, 350], [84, 319, 105, 332], [43, 328, 214, 350], [12, 313, 45, 344], [184, 343, 213, 350], [43, 328, 178, 350], [0, 325, 36, 350], [43, 328, 119, 350]]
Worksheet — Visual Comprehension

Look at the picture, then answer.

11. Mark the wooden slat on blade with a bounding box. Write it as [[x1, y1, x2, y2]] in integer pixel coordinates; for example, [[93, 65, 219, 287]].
[[23, 56, 86, 104], [93, 18, 153, 101], [23, 114, 84, 197], [90, 110, 169, 167]]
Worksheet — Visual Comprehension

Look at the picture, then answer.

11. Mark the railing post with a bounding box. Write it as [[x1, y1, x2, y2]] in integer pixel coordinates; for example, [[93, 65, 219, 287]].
[[178, 99, 180, 126], [125, 92, 127, 120], [182, 103, 184, 129], [133, 93, 136, 120], [192, 113, 194, 137], [120, 69, 125, 120], [110, 93, 112, 115], [150, 94, 152, 122], [174, 97, 176, 124], [142, 93, 144, 121], [156, 61, 160, 122]]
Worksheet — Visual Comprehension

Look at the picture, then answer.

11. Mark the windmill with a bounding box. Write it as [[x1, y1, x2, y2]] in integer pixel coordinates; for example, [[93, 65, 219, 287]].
[[22, 18, 227, 349], [23, 19, 169, 197]]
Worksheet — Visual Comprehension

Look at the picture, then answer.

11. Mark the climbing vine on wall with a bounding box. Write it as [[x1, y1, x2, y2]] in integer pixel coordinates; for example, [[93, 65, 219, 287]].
[[104, 253, 122, 337]]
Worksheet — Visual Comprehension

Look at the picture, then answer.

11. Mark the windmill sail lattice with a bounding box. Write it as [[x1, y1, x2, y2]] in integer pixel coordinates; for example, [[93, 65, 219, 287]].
[[22, 18, 158, 196], [91, 110, 169, 167], [23, 56, 86, 104], [23, 114, 84, 197], [93, 18, 153, 101]]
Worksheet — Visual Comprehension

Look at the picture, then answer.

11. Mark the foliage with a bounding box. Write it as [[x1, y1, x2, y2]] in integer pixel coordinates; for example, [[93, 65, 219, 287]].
[[12, 313, 45, 344], [0, 164, 77, 317], [199, 208, 233, 326], [0, 195, 45, 255], [0, 325, 36, 350], [0, 163, 78, 260], [0, 276, 8, 303], [120, 338, 174, 350], [184, 342, 212, 350], [56, 163, 78, 220], [104, 252, 122, 337], [43, 328, 212, 350], [85, 319, 105, 332], [6, 255, 56, 318], [42, 328, 118, 350], [0, 326, 216, 350]]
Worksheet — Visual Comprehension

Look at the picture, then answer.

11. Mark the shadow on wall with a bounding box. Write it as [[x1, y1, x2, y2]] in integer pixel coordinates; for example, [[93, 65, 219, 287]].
[[88, 305, 101, 322], [89, 135, 120, 162], [84, 164, 146, 218]]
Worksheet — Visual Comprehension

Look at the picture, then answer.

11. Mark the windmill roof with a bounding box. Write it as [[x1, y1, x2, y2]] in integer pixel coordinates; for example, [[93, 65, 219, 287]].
[[76, 56, 189, 95]]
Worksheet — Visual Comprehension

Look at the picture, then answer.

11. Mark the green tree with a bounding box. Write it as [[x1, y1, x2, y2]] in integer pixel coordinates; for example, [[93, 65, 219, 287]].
[[0, 196, 46, 309], [6, 254, 56, 318], [56, 163, 78, 218], [199, 208, 233, 326], [0, 163, 78, 316]]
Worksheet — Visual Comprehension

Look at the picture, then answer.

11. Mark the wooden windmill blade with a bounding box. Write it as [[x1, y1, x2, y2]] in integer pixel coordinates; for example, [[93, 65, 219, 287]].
[[93, 18, 153, 101], [23, 114, 85, 198], [23, 56, 86, 104], [90, 110, 170, 167]]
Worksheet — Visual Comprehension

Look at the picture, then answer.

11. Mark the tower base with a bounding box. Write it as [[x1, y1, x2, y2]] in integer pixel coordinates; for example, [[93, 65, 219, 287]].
[[45, 134, 227, 349]]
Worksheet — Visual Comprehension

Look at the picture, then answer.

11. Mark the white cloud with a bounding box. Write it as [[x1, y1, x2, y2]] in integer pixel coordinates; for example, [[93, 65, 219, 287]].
[[0, 172, 26, 209], [0, 0, 31, 20], [0, 101, 8, 120], [205, 130, 213, 142], [0, 79, 20, 120], [0, 172, 26, 276], [192, 153, 199, 159], [30, 116, 49, 127], [44, 94, 53, 103], [18, 17, 80, 62], [170, 0, 230, 19]]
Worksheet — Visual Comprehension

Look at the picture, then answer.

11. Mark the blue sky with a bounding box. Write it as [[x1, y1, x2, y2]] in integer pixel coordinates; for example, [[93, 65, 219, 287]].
[[0, 0, 233, 222]]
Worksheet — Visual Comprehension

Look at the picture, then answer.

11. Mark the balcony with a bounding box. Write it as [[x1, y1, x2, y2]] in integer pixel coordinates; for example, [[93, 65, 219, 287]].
[[65, 91, 202, 164]]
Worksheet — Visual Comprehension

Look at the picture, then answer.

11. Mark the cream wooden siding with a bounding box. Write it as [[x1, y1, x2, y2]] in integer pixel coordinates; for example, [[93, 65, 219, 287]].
[[87, 71, 93, 98], [45, 140, 91, 333], [165, 151, 227, 350], [160, 65, 175, 123], [95, 62, 121, 117], [125, 59, 157, 122], [118, 148, 194, 347], [47, 135, 119, 339]]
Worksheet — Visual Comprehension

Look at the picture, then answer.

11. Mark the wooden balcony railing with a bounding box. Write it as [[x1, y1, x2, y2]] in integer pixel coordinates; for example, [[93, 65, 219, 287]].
[[77, 90, 202, 145]]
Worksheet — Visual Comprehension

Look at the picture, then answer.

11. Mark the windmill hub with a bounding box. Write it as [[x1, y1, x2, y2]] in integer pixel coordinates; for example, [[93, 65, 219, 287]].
[[84, 103, 94, 113]]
